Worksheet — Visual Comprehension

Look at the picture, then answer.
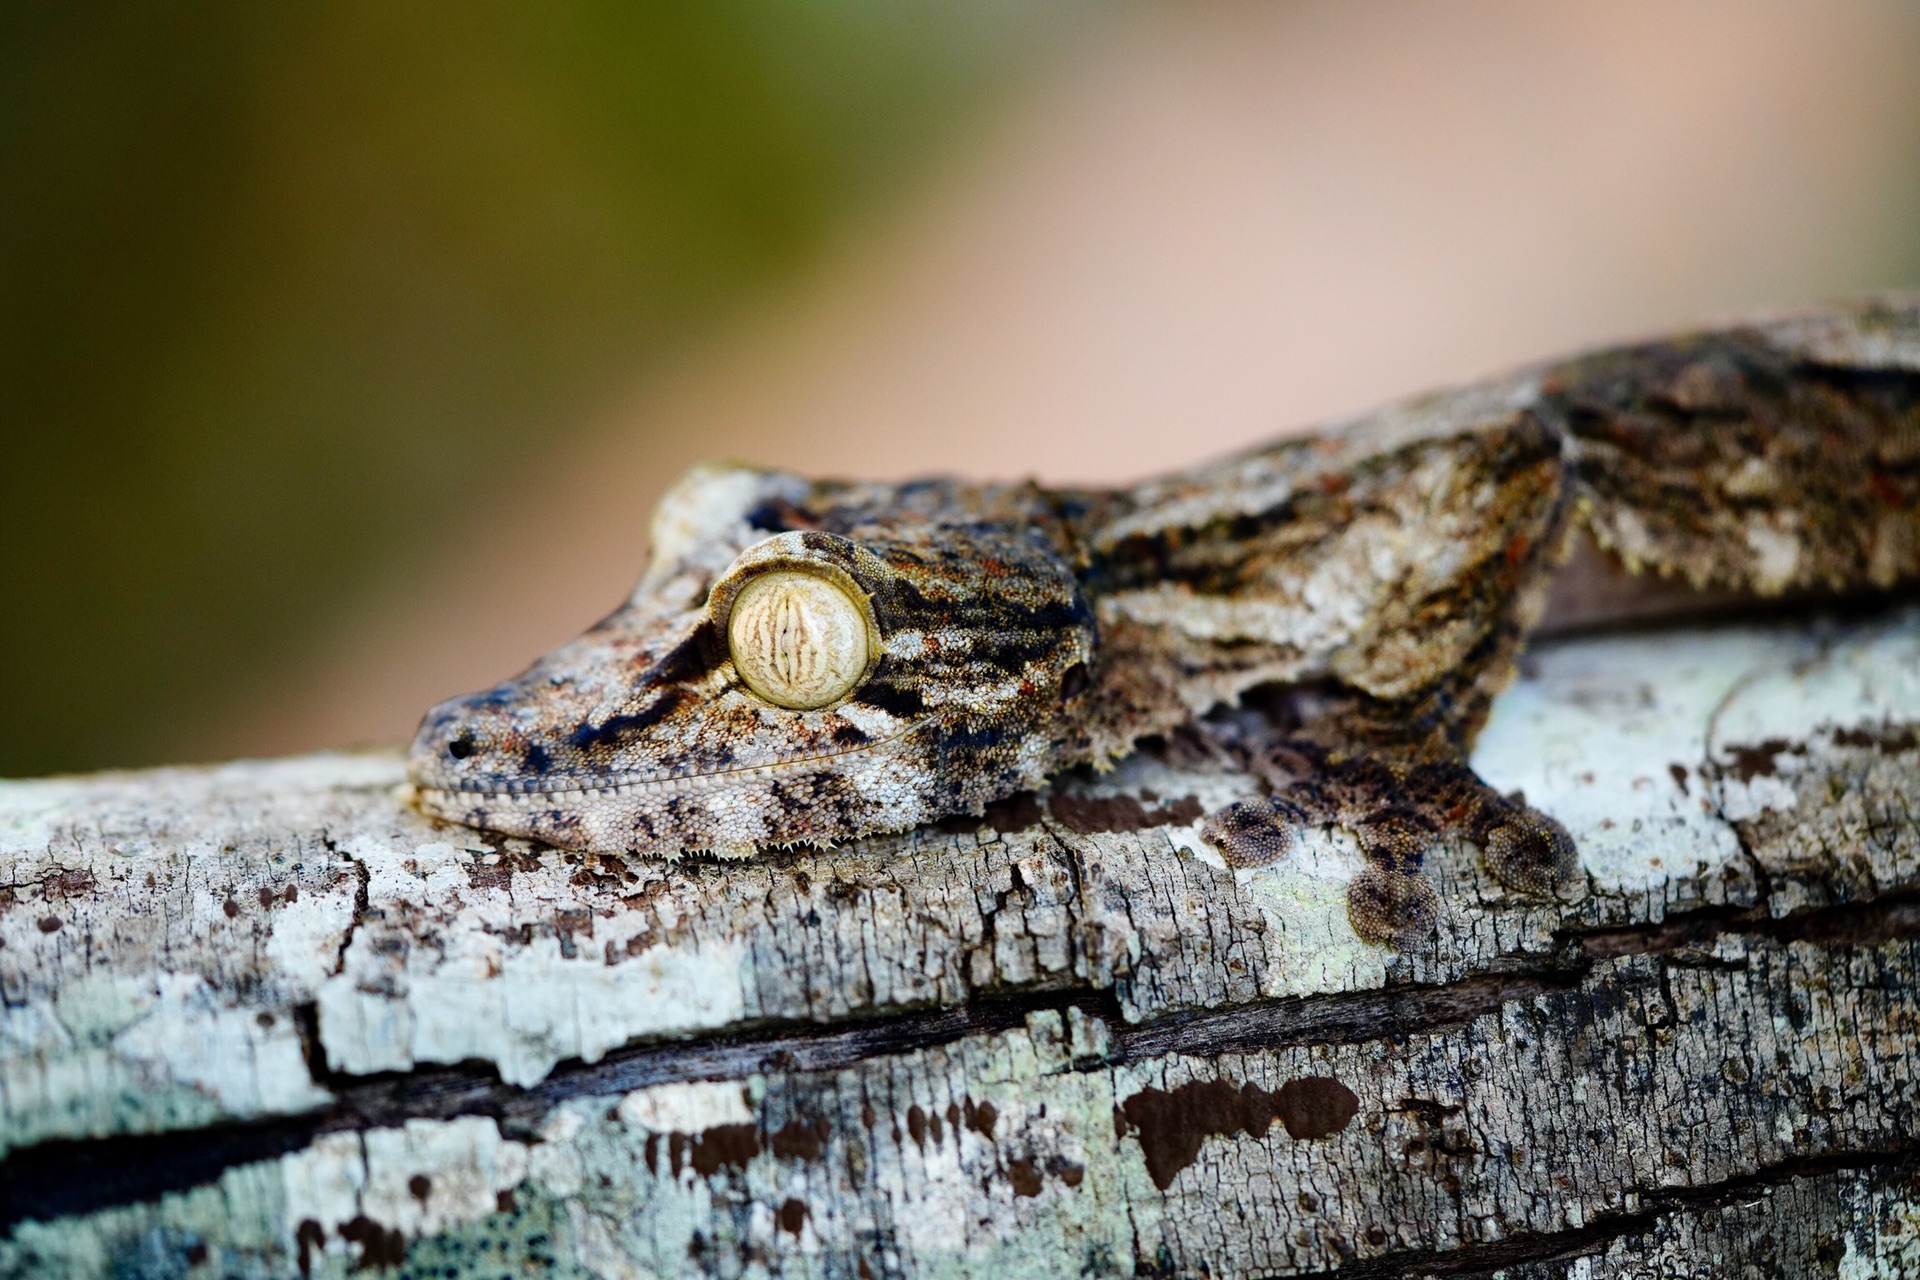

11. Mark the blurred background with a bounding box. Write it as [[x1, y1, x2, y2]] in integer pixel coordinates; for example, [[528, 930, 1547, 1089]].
[[5, 0, 1920, 779]]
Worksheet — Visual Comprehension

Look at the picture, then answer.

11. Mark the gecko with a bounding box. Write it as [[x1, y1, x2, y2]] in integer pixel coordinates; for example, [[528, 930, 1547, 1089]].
[[406, 296, 1920, 945]]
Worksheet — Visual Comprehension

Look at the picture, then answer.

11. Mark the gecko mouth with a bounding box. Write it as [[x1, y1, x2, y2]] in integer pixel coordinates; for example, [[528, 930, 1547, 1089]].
[[414, 720, 933, 807]]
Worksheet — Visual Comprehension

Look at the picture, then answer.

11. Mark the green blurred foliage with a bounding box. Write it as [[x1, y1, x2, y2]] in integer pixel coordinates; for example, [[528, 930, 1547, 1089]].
[[0, 2, 1094, 776]]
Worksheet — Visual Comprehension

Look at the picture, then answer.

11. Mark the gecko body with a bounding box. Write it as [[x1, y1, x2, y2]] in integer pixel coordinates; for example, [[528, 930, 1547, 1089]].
[[408, 298, 1920, 943]]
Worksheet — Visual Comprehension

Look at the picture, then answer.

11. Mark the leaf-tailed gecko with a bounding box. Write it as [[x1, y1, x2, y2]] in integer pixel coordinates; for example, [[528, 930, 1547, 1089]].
[[406, 297, 1920, 944]]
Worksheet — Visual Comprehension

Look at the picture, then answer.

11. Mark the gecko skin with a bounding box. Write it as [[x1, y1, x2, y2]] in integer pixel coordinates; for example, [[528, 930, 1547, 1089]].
[[409, 296, 1920, 944]]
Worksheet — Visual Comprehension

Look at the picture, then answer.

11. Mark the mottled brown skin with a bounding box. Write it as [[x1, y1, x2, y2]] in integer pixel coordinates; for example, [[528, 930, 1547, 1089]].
[[410, 296, 1920, 946]]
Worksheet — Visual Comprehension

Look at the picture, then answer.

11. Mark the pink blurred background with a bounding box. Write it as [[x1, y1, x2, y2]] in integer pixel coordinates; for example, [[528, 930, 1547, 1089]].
[[10, 2, 1920, 772]]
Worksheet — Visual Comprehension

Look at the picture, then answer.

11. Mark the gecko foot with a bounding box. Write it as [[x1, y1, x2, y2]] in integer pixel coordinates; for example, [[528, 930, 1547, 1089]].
[[1466, 787, 1581, 898], [1198, 795, 1438, 945], [1347, 806, 1441, 946], [1199, 740, 1584, 948]]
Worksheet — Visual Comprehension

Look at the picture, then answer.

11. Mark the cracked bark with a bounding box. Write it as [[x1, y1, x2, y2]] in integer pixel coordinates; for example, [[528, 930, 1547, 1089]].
[[2, 607, 1918, 1278]]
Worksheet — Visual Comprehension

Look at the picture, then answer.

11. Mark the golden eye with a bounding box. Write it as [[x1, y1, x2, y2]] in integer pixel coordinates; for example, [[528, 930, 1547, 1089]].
[[727, 569, 874, 709]]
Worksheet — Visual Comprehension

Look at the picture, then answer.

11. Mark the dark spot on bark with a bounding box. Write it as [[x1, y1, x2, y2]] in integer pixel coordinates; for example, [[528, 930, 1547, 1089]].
[[771, 1117, 828, 1161], [37, 916, 61, 933], [1668, 763, 1690, 795], [1055, 1159, 1085, 1188], [1833, 722, 1919, 753], [43, 869, 95, 898], [945, 1102, 960, 1130], [186, 1241, 207, 1265], [907, 1105, 927, 1149], [1719, 736, 1803, 782], [859, 1258, 874, 1279], [645, 1134, 660, 1176], [1047, 793, 1205, 834], [1275, 1077, 1362, 1140], [984, 792, 1043, 833], [495, 1188, 516, 1215], [257, 886, 275, 908], [408, 1174, 431, 1201], [1367, 1226, 1388, 1246], [687, 1123, 761, 1176], [778, 1198, 809, 1235], [255, 1011, 275, 1029], [338, 1216, 406, 1269], [929, 1113, 944, 1146], [222, 898, 240, 919], [283, 884, 298, 903], [1007, 1158, 1043, 1197], [969, 1099, 998, 1138], [295, 1220, 325, 1278], [860, 1103, 875, 1128], [1120, 1076, 1360, 1189], [1048, 793, 1145, 834]]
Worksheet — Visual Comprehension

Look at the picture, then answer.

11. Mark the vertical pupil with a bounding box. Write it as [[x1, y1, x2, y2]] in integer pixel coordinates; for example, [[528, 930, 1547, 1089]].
[[765, 594, 823, 686], [727, 569, 869, 709]]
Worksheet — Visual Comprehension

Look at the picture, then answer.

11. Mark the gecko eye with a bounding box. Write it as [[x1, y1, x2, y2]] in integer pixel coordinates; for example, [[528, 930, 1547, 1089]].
[[727, 569, 875, 710]]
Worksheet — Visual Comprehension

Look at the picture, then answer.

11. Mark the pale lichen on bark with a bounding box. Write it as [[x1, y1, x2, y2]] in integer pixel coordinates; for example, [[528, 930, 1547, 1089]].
[[1, 606, 1918, 1277]]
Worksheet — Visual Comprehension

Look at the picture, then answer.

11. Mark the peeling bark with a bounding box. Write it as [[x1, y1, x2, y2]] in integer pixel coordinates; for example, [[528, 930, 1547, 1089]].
[[2, 607, 1918, 1278]]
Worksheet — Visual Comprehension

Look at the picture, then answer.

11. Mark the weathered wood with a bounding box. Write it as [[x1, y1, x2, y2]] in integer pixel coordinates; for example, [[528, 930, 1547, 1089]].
[[2, 606, 1917, 1277]]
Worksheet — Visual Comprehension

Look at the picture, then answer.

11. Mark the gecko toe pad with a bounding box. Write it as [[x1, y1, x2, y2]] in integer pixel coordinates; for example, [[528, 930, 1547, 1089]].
[[1346, 863, 1439, 947], [1474, 801, 1581, 897], [1347, 806, 1441, 944], [1200, 798, 1304, 868]]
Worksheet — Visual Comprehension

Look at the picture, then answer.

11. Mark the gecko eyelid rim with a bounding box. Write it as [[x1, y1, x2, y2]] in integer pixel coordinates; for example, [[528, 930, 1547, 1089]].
[[721, 565, 879, 710]]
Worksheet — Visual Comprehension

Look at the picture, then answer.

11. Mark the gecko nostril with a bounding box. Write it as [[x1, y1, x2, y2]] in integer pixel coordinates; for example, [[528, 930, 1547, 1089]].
[[447, 735, 475, 760]]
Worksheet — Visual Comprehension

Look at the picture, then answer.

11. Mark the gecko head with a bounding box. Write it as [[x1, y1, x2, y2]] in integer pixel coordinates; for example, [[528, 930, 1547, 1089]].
[[406, 463, 1098, 856]]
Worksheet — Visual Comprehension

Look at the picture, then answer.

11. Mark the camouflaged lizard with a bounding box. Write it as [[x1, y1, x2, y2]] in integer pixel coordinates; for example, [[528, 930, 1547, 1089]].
[[407, 296, 1920, 945]]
